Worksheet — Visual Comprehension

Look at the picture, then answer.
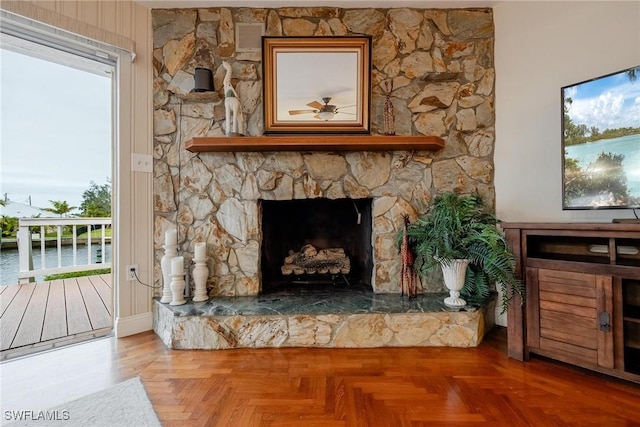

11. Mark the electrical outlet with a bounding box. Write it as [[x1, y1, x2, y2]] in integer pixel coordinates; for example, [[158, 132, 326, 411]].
[[126, 264, 138, 281], [131, 153, 152, 173]]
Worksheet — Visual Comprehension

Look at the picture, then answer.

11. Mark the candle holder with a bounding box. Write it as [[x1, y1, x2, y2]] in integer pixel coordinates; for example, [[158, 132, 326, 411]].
[[170, 257, 186, 306], [192, 257, 209, 302], [160, 243, 178, 303]]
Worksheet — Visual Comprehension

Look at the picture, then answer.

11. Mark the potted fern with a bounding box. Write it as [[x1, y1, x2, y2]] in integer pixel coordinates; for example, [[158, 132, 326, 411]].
[[404, 192, 523, 312]]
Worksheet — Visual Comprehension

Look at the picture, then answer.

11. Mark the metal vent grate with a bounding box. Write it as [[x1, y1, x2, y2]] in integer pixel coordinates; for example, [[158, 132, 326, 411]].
[[235, 23, 264, 52]]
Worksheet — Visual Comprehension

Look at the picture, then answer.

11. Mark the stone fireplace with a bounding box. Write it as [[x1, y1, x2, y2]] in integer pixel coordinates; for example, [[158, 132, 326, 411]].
[[152, 148, 497, 350], [152, 7, 497, 300], [157, 150, 469, 296], [152, 6, 498, 349]]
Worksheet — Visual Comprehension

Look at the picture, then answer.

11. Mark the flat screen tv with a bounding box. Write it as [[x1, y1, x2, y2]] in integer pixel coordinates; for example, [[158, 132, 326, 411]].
[[562, 65, 640, 210]]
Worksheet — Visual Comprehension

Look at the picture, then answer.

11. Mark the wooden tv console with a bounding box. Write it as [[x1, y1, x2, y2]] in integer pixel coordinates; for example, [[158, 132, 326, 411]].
[[502, 222, 640, 384]]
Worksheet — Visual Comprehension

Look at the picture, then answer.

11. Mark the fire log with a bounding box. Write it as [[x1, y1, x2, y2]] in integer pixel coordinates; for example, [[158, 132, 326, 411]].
[[281, 244, 350, 276]]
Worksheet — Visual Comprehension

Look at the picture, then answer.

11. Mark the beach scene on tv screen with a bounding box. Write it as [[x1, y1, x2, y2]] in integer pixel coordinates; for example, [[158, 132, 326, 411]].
[[563, 66, 640, 209]]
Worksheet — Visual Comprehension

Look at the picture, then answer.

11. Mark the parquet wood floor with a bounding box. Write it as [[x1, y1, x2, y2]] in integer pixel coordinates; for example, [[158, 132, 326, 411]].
[[1, 328, 639, 426]]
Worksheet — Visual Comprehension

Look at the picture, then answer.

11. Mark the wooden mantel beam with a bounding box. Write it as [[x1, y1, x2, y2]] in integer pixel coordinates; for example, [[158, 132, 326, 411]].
[[184, 135, 445, 153]]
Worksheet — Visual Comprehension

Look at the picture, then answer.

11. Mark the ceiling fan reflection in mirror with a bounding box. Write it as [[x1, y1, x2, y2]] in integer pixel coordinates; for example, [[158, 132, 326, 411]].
[[288, 97, 356, 121]]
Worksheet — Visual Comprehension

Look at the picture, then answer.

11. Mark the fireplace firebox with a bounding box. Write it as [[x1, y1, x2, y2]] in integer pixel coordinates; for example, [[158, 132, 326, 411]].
[[260, 198, 373, 293]]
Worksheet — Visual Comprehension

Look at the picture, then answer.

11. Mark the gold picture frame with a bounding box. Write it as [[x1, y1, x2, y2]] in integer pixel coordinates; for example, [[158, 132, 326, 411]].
[[262, 36, 371, 134]]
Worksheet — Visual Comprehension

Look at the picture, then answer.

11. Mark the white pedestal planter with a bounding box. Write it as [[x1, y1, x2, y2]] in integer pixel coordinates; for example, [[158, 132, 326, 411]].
[[440, 259, 470, 308]]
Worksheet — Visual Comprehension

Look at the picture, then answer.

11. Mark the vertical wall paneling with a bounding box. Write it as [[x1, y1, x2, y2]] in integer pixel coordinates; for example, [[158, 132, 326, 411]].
[[74, 0, 84, 24], [57, 1, 77, 21], [100, 2, 115, 38], [115, 1, 154, 330], [133, 3, 153, 316], [12, 1, 135, 53], [117, 53, 134, 322], [79, 1, 98, 28], [119, 1, 133, 42], [134, 2, 154, 313], [32, 1, 54, 12]]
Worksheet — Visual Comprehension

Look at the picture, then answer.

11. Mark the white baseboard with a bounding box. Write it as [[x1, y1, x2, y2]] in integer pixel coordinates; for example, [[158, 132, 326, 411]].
[[114, 311, 153, 338]]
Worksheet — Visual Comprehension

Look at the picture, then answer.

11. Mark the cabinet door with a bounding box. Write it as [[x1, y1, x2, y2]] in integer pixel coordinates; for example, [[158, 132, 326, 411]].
[[527, 268, 613, 369]]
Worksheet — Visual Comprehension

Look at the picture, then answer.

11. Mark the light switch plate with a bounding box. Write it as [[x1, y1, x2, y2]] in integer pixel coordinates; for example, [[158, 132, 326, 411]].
[[131, 153, 152, 173]]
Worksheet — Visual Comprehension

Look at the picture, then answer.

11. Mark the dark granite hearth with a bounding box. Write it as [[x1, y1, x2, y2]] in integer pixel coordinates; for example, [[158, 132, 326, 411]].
[[159, 286, 477, 317]]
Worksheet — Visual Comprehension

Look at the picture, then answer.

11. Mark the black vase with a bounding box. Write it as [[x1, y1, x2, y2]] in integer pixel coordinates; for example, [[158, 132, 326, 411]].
[[194, 68, 213, 92]]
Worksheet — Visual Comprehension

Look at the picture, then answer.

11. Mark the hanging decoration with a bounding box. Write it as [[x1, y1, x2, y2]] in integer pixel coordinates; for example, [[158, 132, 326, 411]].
[[383, 80, 395, 136]]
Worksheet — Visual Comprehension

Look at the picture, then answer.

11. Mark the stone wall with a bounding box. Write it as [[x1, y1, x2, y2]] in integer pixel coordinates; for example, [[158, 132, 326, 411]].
[[152, 7, 496, 297]]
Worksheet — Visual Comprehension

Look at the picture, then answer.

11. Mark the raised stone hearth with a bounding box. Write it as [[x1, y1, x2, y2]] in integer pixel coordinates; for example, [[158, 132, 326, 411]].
[[153, 289, 495, 349]]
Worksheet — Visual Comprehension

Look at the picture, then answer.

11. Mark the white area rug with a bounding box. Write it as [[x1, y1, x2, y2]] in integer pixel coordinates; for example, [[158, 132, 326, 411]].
[[6, 377, 161, 427]]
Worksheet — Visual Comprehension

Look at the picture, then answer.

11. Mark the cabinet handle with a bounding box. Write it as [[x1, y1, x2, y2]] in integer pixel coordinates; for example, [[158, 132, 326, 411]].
[[599, 312, 611, 332]]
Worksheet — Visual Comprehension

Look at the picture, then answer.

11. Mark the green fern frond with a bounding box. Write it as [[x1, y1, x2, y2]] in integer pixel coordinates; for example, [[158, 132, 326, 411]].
[[398, 191, 525, 312]]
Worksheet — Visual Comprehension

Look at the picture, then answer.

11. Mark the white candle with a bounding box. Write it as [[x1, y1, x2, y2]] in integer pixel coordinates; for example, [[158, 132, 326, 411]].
[[171, 256, 184, 275], [195, 242, 206, 259], [165, 229, 177, 246]]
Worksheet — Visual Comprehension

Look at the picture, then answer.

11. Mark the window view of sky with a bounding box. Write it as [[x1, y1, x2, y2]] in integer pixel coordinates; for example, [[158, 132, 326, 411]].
[[0, 48, 112, 210], [564, 67, 640, 131]]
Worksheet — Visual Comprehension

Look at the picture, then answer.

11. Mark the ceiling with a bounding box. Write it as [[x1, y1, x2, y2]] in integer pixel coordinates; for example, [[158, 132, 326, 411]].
[[136, 0, 500, 9]]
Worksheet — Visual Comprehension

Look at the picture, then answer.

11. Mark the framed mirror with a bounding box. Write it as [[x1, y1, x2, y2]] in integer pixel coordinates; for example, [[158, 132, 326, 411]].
[[262, 36, 371, 134]]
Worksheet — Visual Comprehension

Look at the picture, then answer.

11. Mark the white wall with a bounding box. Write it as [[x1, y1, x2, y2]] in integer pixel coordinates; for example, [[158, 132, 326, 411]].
[[494, 1, 640, 223]]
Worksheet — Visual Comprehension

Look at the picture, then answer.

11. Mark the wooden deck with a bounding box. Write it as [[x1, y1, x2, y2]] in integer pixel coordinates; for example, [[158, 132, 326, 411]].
[[0, 274, 112, 360]]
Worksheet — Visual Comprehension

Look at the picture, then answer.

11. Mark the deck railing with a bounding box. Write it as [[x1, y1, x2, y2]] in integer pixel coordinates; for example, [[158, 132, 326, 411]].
[[17, 217, 112, 283]]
